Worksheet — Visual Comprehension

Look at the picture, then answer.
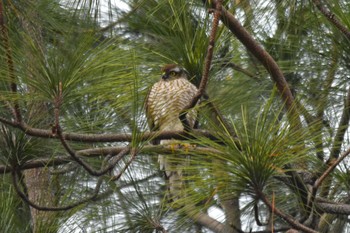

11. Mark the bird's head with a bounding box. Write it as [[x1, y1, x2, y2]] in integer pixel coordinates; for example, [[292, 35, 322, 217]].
[[161, 64, 188, 81]]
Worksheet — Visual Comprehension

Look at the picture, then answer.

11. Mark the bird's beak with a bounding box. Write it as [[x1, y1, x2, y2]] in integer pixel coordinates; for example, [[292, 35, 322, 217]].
[[162, 73, 169, 80]]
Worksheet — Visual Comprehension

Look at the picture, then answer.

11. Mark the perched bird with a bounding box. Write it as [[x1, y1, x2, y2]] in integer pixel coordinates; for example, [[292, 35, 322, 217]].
[[145, 64, 198, 201]]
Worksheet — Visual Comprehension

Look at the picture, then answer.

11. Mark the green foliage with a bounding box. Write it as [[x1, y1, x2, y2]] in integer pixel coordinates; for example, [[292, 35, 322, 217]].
[[0, 175, 31, 232], [1, 0, 350, 232]]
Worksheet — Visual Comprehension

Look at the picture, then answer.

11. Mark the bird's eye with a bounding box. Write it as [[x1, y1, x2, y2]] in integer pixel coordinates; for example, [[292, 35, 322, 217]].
[[169, 71, 177, 76]]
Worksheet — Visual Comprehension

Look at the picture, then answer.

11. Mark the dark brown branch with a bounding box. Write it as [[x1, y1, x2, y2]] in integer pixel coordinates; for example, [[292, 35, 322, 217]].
[[0, 116, 219, 142], [208, 0, 298, 120], [254, 202, 267, 226], [258, 191, 318, 233], [0, 156, 73, 174], [12, 167, 103, 211], [0, 145, 223, 174], [190, 1, 221, 109], [312, 0, 350, 40], [179, 1, 222, 130], [110, 148, 137, 181]]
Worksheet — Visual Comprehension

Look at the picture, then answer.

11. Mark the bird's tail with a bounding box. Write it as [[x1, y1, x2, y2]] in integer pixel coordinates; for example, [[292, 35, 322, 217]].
[[159, 154, 188, 202]]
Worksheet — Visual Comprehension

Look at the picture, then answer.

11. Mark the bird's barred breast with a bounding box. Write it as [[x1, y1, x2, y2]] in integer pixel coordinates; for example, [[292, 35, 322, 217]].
[[148, 78, 198, 131]]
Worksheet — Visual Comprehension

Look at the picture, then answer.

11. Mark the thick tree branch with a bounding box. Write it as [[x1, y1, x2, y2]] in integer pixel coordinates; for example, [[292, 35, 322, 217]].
[[186, 208, 225, 233], [207, 0, 298, 120], [0, 116, 219, 142], [316, 201, 350, 215]]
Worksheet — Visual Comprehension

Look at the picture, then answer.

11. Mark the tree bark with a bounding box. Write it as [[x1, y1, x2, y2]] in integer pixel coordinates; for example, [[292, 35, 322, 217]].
[[23, 169, 56, 233]]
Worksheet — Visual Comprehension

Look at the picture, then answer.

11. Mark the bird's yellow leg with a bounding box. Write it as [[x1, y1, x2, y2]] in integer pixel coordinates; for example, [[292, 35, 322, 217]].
[[170, 143, 177, 153], [167, 141, 196, 153], [181, 143, 196, 153]]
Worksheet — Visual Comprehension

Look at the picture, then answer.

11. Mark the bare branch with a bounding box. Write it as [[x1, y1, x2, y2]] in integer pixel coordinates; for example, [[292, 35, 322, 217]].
[[207, 0, 299, 122], [316, 201, 350, 215], [180, 1, 222, 131], [186, 209, 225, 233], [110, 148, 137, 181], [0, 156, 73, 174], [0, 116, 219, 142], [187, 1, 222, 110]]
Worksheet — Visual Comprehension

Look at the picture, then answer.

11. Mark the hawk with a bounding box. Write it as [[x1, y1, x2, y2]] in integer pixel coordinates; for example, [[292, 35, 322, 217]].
[[145, 64, 198, 201]]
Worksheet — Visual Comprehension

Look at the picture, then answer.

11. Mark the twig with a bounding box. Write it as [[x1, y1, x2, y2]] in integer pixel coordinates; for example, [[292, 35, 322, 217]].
[[179, 0, 222, 130], [220, 61, 259, 80], [183, 0, 222, 111], [312, 0, 350, 40], [258, 191, 318, 233], [57, 127, 130, 176], [110, 148, 137, 181], [254, 202, 267, 226], [0, 156, 73, 174]]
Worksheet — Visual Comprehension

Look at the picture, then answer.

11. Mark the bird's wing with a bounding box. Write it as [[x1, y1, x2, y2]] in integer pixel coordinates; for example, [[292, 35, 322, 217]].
[[144, 85, 158, 131]]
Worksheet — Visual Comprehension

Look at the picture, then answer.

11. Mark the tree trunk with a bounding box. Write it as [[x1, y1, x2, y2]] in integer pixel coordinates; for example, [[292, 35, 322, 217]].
[[23, 168, 56, 233]]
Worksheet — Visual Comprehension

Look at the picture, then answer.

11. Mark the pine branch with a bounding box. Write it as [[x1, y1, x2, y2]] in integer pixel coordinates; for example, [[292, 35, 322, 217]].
[[0, 145, 222, 173], [206, 0, 300, 125], [0, 116, 220, 142]]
